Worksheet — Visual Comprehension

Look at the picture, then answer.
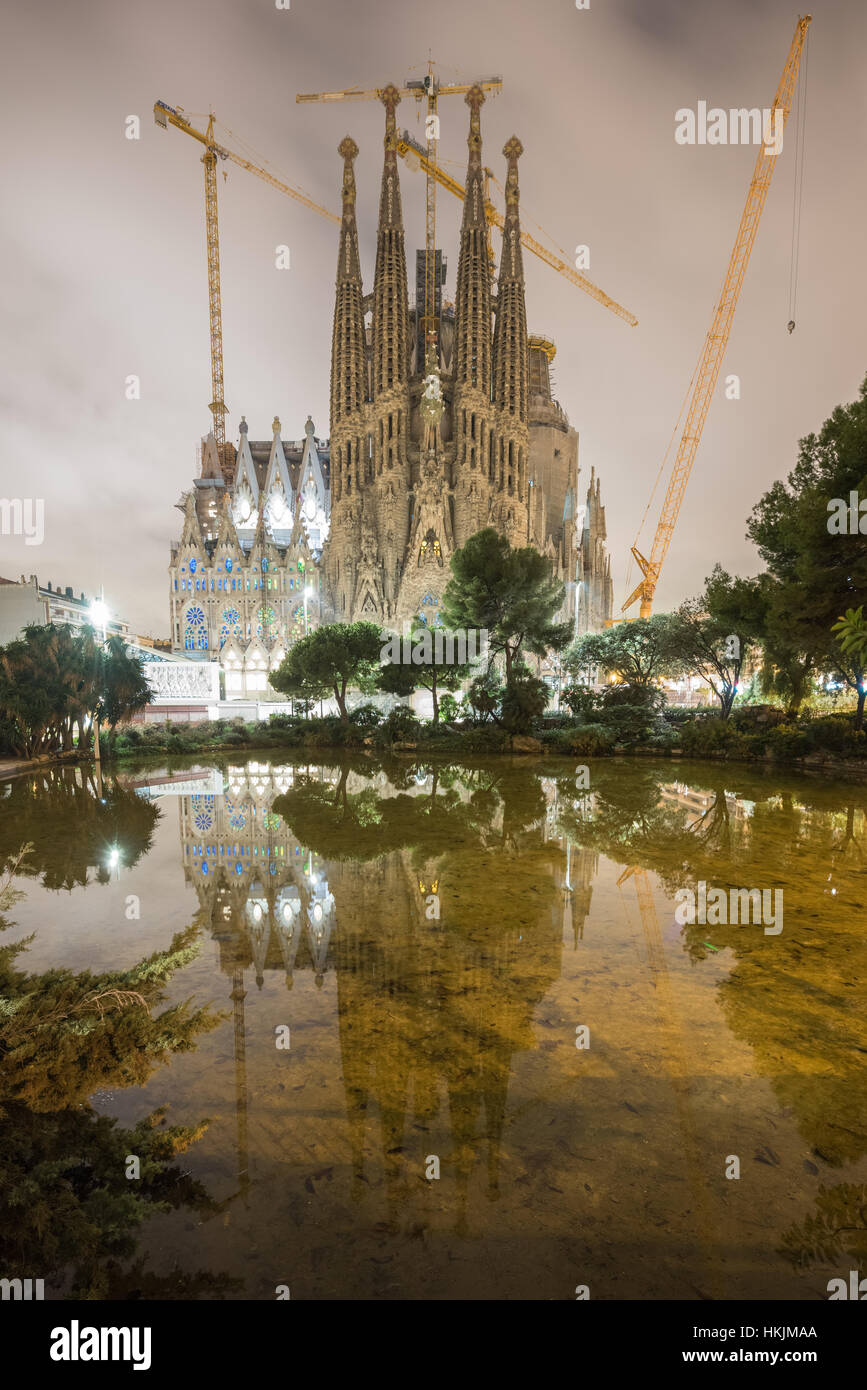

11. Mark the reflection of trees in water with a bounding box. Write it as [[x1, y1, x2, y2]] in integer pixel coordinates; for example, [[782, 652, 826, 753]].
[[779, 1183, 867, 1271], [276, 762, 564, 1224], [0, 859, 235, 1299], [555, 762, 867, 1169], [0, 766, 159, 890]]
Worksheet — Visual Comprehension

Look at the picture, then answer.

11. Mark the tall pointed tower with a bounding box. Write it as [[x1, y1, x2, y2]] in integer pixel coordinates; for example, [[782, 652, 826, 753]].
[[491, 136, 530, 546], [325, 136, 369, 619], [370, 84, 411, 602], [452, 85, 495, 543]]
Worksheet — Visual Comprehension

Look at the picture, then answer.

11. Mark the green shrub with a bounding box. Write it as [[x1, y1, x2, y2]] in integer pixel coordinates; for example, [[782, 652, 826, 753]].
[[385, 705, 421, 742], [539, 728, 574, 753], [568, 725, 616, 756], [764, 723, 810, 760], [500, 669, 549, 733], [562, 683, 599, 719], [349, 703, 382, 728], [437, 692, 461, 724], [678, 718, 751, 758], [802, 715, 866, 757], [730, 704, 789, 732]]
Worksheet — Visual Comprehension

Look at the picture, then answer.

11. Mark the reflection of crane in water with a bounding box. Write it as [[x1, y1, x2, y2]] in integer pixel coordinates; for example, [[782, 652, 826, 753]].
[[616, 865, 722, 1297]]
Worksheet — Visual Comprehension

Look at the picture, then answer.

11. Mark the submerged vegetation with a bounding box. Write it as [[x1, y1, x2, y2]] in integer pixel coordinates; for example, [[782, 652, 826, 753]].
[[0, 845, 232, 1298]]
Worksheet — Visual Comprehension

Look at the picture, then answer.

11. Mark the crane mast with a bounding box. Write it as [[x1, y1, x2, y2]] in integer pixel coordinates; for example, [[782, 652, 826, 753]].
[[154, 99, 339, 481], [623, 14, 811, 618], [200, 116, 227, 479]]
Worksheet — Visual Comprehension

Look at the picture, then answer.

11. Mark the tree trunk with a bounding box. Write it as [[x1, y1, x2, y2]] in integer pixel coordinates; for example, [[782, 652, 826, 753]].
[[334, 680, 348, 722], [855, 685, 866, 731], [431, 672, 439, 725]]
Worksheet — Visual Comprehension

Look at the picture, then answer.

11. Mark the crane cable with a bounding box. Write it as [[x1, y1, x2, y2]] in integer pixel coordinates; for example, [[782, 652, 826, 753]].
[[787, 28, 809, 332], [624, 355, 700, 602], [213, 117, 328, 212]]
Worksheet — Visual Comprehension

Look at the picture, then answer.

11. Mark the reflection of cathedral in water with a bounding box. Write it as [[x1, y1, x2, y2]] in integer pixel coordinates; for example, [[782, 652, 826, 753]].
[[170, 761, 598, 1208], [178, 762, 337, 986]]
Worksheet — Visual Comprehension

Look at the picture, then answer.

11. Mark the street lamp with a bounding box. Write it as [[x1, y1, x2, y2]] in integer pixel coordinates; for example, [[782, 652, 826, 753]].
[[89, 598, 108, 639], [88, 592, 109, 764]]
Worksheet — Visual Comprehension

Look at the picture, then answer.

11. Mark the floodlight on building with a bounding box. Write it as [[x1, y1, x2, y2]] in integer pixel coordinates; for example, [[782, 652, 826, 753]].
[[89, 599, 109, 632]]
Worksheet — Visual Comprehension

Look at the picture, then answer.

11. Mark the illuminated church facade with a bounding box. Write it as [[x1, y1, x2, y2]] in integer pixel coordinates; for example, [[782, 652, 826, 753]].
[[168, 83, 612, 694]]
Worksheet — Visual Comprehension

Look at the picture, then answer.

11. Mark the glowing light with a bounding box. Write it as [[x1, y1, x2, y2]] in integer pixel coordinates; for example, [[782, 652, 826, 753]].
[[90, 599, 109, 630]]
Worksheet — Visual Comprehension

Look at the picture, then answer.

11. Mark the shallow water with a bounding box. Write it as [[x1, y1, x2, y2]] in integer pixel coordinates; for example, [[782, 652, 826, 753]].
[[1, 755, 865, 1300]]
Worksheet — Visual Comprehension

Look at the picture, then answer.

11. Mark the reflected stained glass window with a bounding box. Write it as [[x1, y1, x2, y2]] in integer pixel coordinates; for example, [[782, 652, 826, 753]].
[[191, 794, 214, 831], [224, 797, 246, 830]]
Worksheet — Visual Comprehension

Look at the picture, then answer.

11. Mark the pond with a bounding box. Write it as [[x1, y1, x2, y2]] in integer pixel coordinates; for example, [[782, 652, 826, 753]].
[[0, 754, 865, 1301]]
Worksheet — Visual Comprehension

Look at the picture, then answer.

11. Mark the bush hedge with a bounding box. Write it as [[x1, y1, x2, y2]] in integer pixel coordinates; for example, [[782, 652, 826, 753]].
[[104, 700, 867, 767]]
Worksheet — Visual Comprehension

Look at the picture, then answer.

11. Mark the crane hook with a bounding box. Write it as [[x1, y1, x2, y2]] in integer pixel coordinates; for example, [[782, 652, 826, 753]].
[[787, 319, 796, 334]]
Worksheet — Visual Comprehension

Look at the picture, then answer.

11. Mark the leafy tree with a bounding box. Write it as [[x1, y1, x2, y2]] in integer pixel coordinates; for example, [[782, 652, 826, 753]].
[[746, 376, 867, 715], [377, 623, 473, 724], [669, 566, 760, 718], [565, 613, 683, 688], [101, 634, 153, 734], [271, 621, 383, 722], [831, 606, 867, 728], [0, 624, 151, 758], [441, 528, 569, 681], [833, 605, 867, 660]]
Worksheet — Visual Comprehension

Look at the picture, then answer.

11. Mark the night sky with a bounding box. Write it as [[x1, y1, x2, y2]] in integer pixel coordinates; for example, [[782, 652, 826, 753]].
[[2, 0, 864, 635]]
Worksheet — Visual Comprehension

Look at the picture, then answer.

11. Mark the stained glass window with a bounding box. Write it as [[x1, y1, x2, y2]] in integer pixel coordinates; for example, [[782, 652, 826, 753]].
[[290, 602, 305, 640], [219, 608, 241, 646], [257, 605, 275, 639], [184, 605, 208, 651]]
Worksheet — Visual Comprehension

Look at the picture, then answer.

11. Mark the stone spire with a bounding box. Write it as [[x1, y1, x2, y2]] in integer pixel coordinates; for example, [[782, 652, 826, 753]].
[[492, 137, 528, 424], [372, 84, 410, 447], [452, 85, 494, 544], [329, 136, 367, 504], [491, 137, 529, 528], [453, 85, 491, 396]]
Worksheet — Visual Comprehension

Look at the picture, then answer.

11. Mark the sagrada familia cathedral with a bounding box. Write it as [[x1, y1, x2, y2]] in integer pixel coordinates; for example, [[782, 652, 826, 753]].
[[169, 85, 613, 693]]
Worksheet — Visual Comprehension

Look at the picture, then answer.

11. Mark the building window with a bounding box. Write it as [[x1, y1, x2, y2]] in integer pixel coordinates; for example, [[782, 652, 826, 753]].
[[184, 605, 208, 651], [257, 606, 275, 640]]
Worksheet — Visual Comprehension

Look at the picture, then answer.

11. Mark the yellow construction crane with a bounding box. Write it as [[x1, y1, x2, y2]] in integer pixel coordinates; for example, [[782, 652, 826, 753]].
[[622, 15, 812, 619], [297, 68, 503, 352], [154, 99, 339, 477], [396, 130, 638, 327]]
